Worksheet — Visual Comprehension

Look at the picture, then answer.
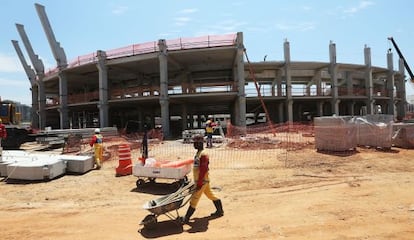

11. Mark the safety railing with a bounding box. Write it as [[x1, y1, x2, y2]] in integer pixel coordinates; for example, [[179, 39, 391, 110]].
[[45, 33, 237, 76]]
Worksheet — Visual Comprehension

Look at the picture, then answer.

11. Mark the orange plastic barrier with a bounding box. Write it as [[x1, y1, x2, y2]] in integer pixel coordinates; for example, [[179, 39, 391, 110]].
[[159, 159, 194, 168], [116, 144, 132, 176]]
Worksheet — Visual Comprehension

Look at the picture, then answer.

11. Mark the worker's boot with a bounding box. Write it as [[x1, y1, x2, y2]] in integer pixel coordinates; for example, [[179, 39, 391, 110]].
[[211, 199, 224, 217], [181, 206, 195, 224], [95, 159, 101, 170]]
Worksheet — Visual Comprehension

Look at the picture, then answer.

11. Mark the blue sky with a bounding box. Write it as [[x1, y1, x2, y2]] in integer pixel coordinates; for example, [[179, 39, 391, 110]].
[[1, 0, 413, 106]]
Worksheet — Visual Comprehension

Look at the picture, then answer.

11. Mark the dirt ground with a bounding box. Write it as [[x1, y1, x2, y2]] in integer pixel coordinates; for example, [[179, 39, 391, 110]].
[[1, 138, 414, 240]]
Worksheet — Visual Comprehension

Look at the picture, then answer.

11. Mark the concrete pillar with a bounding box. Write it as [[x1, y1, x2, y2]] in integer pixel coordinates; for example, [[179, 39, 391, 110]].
[[284, 40, 293, 122], [346, 71, 353, 95], [96, 50, 109, 128], [329, 41, 339, 115], [58, 72, 69, 129], [277, 71, 283, 97], [38, 78, 46, 129], [181, 104, 188, 130], [397, 58, 406, 119], [272, 70, 280, 97], [387, 51, 395, 116], [317, 101, 324, 117], [364, 46, 374, 114], [315, 72, 322, 96], [348, 101, 355, 116], [235, 32, 246, 127], [278, 102, 284, 123], [31, 85, 39, 129], [158, 39, 170, 138]]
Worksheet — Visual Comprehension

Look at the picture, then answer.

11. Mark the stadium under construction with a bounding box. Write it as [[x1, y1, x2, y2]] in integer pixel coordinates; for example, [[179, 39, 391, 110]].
[[12, 3, 408, 138]]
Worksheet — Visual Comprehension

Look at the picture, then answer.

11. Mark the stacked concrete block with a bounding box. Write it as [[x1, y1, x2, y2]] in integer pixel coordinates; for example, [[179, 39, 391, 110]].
[[392, 123, 414, 148], [0, 151, 30, 177], [61, 155, 94, 174], [356, 115, 393, 149], [6, 155, 65, 181], [314, 116, 357, 151], [1, 151, 96, 181]]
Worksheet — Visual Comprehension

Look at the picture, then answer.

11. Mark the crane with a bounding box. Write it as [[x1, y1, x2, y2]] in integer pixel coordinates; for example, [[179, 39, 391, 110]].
[[388, 37, 414, 82]]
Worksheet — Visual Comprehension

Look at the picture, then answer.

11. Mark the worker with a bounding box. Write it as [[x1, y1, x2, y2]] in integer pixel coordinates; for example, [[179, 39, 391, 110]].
[[205, 117, 217, 148], [0, 119, 6, 157], [89, 128, 103, 169], [181, 134, 224, 224]]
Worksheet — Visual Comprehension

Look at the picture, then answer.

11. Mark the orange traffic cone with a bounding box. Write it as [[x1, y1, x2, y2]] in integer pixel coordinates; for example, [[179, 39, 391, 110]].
[[116, 144, 132, 176]]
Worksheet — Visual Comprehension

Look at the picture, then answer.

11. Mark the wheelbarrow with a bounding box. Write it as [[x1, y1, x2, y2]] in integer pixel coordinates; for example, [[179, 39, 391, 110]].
[[140, 182, 195, 229]]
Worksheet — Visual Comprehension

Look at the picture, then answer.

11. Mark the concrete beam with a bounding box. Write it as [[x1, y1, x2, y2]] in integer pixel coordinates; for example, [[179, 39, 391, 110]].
[[35, 3, 67, 68]]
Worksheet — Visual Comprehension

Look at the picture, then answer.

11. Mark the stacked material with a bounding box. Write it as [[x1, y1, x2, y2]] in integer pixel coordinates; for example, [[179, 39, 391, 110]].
[[0, 151, 30, 177], [7, 156, 65, 181], [133, 158, 193, 187], [392, 123, 414, 148], [356, 115, 394, 149], [314, 116, 357, 151], [0, 150, 94, 181], [182, 129, 205, 143], [60, 154, 94, 173]]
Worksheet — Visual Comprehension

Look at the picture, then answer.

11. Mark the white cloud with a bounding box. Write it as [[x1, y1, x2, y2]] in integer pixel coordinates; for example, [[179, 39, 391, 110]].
[[275, 22, 316, 32], [344, 1, 374, 14], [301, 5, 312, 11], [211, 19, 247, 32], [179, 8, 198, 14], [174, 17, 191, 26], [0, 53, 22, 73], [112, 6, 128, 15]]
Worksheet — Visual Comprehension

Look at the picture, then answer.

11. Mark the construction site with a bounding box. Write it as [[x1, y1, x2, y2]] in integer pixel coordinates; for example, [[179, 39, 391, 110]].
[[1, 3, 414, 240]]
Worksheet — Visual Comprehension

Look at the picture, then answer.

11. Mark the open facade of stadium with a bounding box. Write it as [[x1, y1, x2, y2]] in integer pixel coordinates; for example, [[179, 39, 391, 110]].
[[14, 4, 407, 138]]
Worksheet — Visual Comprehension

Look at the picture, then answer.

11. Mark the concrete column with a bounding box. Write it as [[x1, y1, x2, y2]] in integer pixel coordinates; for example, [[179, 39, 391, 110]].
[[278, 102, 284, 123], [182, 104, 188, 130], [272, 70, 279, 96], [38, 78, 46, 129], [284, 40, 293, 122], [387, 51, 395, 116], [277, 71, 283, 97], [329, 41, 339, 115], [235, 32, 246, 127], [364, 46, 374, 114], [346, 71, 353, 95], [158, 39, 170, 138], [315, 72, 322, 96], [271, 77, 276, 96], [58, 72, 69, 129], [96, 50, 109, 128], [317, 101, 324, 117], [396, 58, 406, 119], [348, 101, 355, 116], [31, 85, 39, 129]]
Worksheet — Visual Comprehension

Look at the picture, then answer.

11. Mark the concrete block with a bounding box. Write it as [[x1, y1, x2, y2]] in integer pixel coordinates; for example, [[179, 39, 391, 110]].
[[392, 123, 414, 148], [6, 155, 65, 181], [356, 115, 393, 149], [314, 116, 357, 151], [61, 155, 94, 174]]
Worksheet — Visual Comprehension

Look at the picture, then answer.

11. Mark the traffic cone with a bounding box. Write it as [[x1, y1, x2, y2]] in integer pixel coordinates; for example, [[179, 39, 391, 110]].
[[116, 144, 132, 176]]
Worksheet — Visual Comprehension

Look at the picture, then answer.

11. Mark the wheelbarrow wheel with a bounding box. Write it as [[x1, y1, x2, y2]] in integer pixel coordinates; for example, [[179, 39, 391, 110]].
[[136, 179, 145, 188], [142, 214, 157, 230]]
